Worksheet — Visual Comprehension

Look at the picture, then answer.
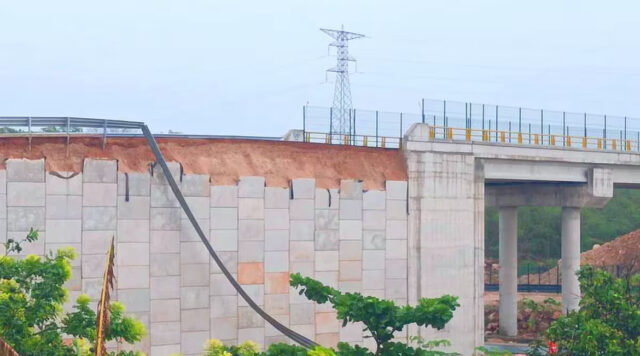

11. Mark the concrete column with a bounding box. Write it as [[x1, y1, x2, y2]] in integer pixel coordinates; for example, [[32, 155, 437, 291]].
[[498, 206, 518, 337], [561, 207, 581, 313]]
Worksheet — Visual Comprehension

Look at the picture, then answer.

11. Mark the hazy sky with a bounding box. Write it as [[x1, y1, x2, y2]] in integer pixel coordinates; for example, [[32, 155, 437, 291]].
[[1, 1, 639, 136]]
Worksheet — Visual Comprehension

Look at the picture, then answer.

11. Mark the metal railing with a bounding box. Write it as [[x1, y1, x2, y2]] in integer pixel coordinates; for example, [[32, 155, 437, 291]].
[[303, 106, 419, 149], [303, 99, 640, 152], [0, 116, 145, 150], [484, 263, 630, 294], [427, 125, 637, 151], [486, 263, 562, 293], [303, 131, 402, 148]]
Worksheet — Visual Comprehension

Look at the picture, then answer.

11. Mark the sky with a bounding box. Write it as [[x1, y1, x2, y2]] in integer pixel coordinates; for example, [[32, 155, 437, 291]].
[[1, 1, 639, 136]]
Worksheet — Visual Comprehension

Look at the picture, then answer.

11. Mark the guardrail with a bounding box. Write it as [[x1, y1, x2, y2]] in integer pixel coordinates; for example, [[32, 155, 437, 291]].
[[0, 116, 144, 150], [303, 131, 402, 148]]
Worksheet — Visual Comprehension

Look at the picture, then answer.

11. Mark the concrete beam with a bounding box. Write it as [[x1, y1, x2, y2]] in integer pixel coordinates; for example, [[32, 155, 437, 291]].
[[486, 169, 613, 208], [486, 183, 609, 208], [483, 160, 587, 183]]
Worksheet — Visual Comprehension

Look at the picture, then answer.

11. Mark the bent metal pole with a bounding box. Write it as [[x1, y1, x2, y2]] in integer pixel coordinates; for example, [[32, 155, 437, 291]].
[[140, 124, 318, 349]]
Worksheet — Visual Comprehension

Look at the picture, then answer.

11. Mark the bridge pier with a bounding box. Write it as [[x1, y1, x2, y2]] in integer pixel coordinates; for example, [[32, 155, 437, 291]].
[[561, 207, 581, 313], [498, 207, 518, 336], [496, 205, 584, 335]]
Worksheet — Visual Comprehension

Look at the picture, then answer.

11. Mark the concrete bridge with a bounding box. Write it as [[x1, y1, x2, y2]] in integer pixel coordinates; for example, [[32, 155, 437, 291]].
[[404, 123, 629, 348], [1, 117, 637, 355]]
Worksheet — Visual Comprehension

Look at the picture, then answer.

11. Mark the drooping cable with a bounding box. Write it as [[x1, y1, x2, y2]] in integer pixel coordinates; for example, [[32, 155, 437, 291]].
[[140, 125, 318, 349]]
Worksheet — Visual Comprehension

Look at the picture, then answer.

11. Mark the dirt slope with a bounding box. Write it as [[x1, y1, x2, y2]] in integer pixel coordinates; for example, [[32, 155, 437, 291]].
[[517, 229, 640, 284], [0, 136, 407, 189]]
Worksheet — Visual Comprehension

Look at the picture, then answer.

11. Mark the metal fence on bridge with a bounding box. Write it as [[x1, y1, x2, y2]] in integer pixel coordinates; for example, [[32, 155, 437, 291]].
[[303, 99, 640, 151]]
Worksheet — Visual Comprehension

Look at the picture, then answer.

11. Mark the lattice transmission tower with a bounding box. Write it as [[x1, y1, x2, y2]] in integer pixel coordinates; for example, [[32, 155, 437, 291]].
[[320, 26, 365, 137]]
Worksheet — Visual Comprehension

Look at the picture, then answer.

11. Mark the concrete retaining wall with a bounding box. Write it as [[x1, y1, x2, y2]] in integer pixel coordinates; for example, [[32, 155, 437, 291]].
[[0, 158, 408, 356]]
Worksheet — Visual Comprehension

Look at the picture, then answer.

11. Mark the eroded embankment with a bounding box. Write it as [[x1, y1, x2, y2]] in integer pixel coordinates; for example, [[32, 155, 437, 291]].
[[0, 136, 407, 189]]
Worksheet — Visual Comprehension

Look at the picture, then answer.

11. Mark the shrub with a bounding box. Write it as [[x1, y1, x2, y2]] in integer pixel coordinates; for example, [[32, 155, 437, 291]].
[[530, 265, 640, 355], [195, 340, 331, 356], [519, 297, 561, 333]]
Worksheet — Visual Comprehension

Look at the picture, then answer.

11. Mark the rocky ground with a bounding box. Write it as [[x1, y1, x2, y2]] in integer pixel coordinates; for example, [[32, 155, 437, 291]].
[[484, 292, 562, 341]]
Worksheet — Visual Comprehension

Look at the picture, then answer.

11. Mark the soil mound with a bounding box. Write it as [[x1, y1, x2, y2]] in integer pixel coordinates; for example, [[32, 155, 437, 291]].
[[517, 229, 640, 284]]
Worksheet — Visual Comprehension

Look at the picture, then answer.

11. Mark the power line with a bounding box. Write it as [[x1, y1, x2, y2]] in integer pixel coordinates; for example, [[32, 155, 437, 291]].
[[320, 25, 364, 136]]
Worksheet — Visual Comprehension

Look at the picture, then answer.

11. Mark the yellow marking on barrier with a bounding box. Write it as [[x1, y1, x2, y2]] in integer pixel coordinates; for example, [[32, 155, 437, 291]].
[[310, 125, 633, 153]]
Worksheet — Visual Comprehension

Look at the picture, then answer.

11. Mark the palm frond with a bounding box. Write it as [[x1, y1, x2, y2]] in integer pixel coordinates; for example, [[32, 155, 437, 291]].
[[95, 236, 115, 356], [0, 337, 20, 356]]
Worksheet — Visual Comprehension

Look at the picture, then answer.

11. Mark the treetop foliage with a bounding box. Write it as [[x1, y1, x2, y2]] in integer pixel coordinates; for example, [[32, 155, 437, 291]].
[[0, 231, 146, 356], [290, 273, 459, 355]]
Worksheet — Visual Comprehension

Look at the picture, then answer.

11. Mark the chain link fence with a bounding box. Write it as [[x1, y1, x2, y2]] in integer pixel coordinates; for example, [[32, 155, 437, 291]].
[[304, 99, 640, 151]]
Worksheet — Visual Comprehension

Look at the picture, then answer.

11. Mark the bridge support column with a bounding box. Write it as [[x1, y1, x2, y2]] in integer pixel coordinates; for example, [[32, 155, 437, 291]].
[[498, 206, 518, 337], [561, 207, 581, 313]]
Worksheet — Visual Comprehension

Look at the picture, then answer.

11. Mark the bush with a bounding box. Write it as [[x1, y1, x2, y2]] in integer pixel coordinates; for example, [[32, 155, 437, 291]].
[[290, 273, 460, 355], [0, 231, 146, 356], [519, 297, 561, 333], [530, 265, 640, 355], [195, 339, 332, 356]]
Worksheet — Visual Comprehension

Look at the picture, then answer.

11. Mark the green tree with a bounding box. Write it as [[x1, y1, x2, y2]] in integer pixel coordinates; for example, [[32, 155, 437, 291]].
[[41, 126, 83, 133], [0, 232, 145, 356], [530, 266, 640, 355], [290, 273, 460, 356], [0, 127, 23, 133]]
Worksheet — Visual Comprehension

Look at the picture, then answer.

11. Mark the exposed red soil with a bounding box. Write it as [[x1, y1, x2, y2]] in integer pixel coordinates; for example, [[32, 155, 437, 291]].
[[480, 229, 640, 285], [0, 136, 407, 189], [521, 229, 640, 284], [580, 229, 640, 267]]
